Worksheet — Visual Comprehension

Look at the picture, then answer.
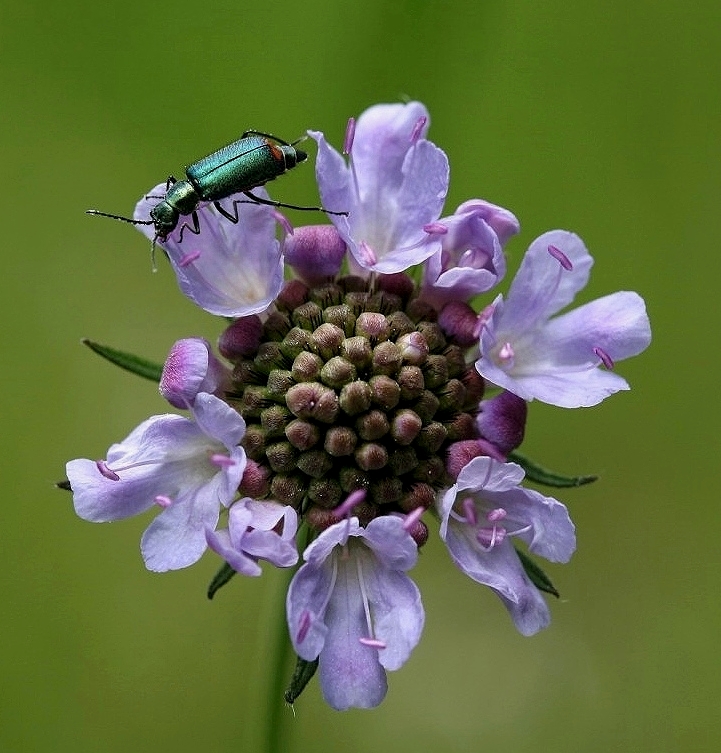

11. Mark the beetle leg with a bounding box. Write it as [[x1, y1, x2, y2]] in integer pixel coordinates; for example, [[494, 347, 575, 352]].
[[242, 190, 348, 217], [213, 201, 240, 224], [177, 211, 201, 243]]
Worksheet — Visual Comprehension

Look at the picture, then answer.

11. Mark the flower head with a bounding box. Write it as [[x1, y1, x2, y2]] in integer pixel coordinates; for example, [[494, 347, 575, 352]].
[[65, 100, 652, 710]]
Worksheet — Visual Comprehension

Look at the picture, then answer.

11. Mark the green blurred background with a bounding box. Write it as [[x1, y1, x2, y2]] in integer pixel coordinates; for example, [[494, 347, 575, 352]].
[[2, 0, 718, 750]]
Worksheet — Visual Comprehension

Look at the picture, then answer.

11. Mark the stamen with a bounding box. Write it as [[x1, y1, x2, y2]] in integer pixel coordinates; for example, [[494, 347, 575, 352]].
[[154, 495, 172, 508], [296, 610, 311, 643], [179, 251, 201, 267], [335, 489, 367, 518], [210, 453, 236, 469], [476, 525, 506, 550], [343, 117, 356, 155], [548, 244, 573, 270], [273, 211, 294, 236], [594, 346, 615, 369], [423, 222, 448, 235], [498, 342, 515, 363], [358, 241, 377, 266], [461, 496, 477, 526], [487, 507, 507, 522], [474, 304, 495, 338], [403, 506, 424, 530], [355, 555, 375, 647], [410, 116, 427, 143], [359, 638, 386, 649], [96, 460, 120, 481]]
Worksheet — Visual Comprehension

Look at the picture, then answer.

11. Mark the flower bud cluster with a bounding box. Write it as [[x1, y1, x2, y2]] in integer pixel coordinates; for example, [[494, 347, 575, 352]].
[[223, 274, 481, 539]]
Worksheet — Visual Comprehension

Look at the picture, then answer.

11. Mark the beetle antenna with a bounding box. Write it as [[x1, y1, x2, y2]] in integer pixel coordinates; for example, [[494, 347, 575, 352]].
[[86, 209, 154, 226], [291, 135, 309, 147]]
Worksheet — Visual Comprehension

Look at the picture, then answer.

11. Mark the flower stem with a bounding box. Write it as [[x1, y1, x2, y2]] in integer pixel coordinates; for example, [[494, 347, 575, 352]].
[[262, 566, 294, 753], [262, 526, 312, 753]]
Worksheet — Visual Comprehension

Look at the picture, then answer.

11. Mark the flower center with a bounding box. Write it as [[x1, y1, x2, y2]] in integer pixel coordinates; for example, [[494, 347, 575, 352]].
[[224, 273, 484, 533]]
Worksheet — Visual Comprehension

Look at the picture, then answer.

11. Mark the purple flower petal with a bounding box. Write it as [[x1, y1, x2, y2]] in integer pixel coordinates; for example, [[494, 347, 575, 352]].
[[310, 101, 449, 274], [135, 185, 284, 317], [476, 231, 651, 407]]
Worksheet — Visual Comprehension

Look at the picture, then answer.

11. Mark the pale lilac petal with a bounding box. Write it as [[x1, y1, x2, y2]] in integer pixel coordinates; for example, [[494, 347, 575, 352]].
[[361, 515, 418, 571], [68, 414, 199, 522], [286, 560, 333, 661], [501, 230, 593, 333], [455, 456, 526, 496], [135, 185, 283, 317], [191, 392, 246, 451], [363, 566, 423, 671], [454, 199, 521, 246], [350, 102, 431, 185], [205, 527, 262, 576], [142, 488, 221, 571], [542, 291, 652, 364], [318, 555, 388, 710]]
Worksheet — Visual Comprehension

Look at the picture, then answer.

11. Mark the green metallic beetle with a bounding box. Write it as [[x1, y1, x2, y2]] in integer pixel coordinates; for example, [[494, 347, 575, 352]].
[[88, 130, 346, 243]]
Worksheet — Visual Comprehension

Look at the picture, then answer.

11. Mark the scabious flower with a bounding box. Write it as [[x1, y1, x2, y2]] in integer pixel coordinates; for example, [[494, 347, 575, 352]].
[[287, 508, 424, 710], [206, 498, 298, 576], [475, 230, 652, 408], [438, 456, 575, 635], [65, 101, 651, 710], [134, 187, 284, 318], [67, 393, 247, 571]]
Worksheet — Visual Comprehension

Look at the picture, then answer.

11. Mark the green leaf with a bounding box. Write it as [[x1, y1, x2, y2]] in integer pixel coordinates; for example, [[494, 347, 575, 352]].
[[509, 451, 598, 488], [207, 562, 236, 600], [284, 656, 319, 705], [82, 339, 163, 382], [515, 547, 560, 598]]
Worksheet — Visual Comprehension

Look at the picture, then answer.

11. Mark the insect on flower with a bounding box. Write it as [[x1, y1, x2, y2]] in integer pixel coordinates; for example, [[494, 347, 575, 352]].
[[87, 130, 348, 249]]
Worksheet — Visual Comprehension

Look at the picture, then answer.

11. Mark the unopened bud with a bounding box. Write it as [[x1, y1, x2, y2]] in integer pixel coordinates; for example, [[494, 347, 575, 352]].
[[218, 316, 263, 359], [438, 301, 479, 347], [355, 312, 390, 342], [397, 365, 425, 400], [270, 473, 306, 507], [291, 351, 323, 382], [239, 461, 271, 498], [284, 225, 347, 285], [265, 441, 298, 473], [308, 478, 343, 508], [285, 419, 321, 450], [396, 332, 429, 365], [369, 375, 401, 410], [355, 409, 390, 441], [324, 426, 358, 456], [297, 449, 334, 478], [320, 356, 356, 388], [276, 279, 309, 312], [311, 323, 345, 360], [354, 442, 389, 471], [372, 341, 402, 375], [323, 304, 356, 337], [292, 301, 323, 332], [285, 382, 339, 423], [339, 380, 372, 415], [422, 354, 449, 388], [391, 409, 423, 445]]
